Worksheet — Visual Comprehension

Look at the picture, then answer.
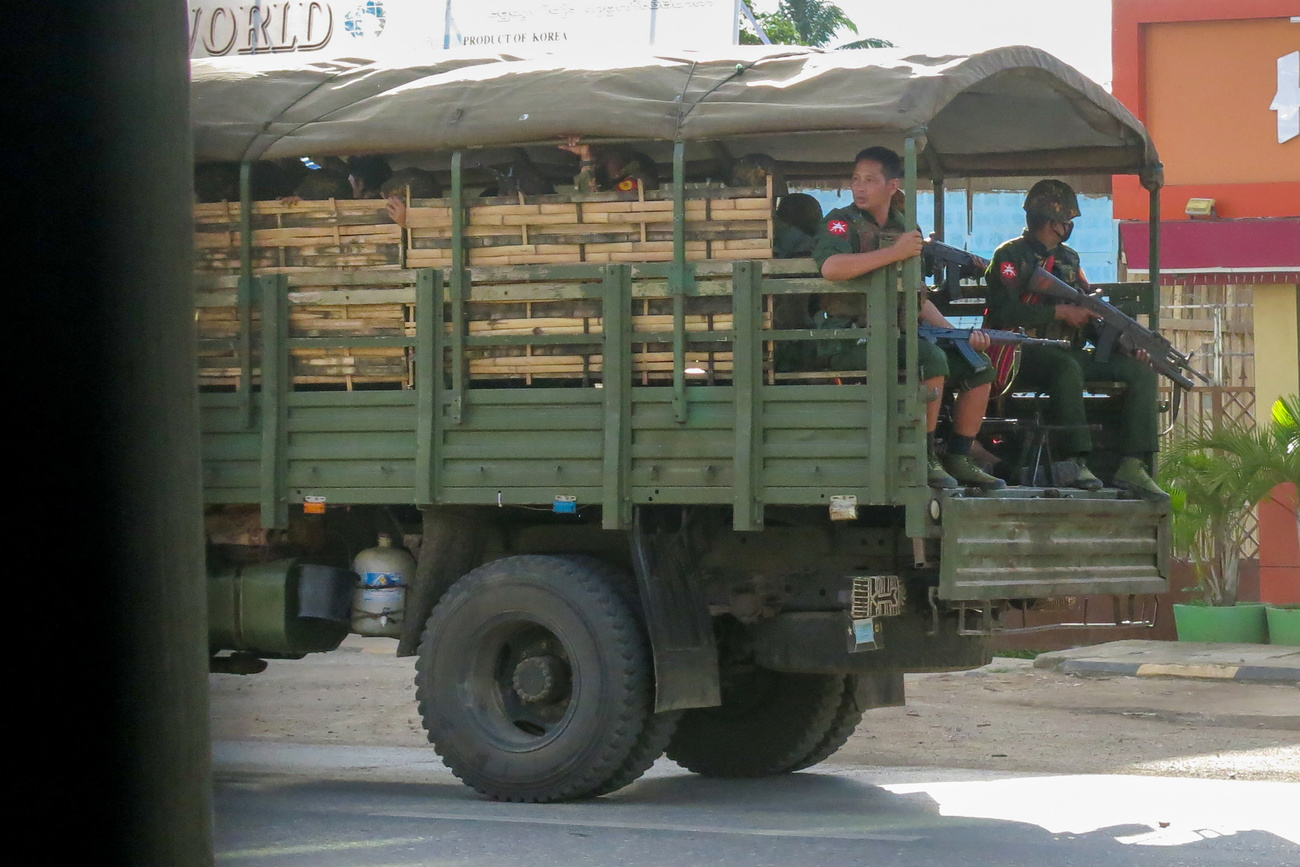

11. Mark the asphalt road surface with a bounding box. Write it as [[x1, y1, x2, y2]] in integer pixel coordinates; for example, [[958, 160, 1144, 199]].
[[211, 638, 1300, 865], [214, 751, 1297, 866]]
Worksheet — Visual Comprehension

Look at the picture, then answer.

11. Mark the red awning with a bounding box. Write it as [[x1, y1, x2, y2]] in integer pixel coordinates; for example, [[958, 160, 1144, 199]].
[[1120, 218, 1300, 283]]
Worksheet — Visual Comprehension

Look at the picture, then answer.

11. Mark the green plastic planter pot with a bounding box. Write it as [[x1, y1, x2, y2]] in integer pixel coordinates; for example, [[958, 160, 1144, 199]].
[[1266, 606, 1300, 646], [1172, 602, 1269, 643]]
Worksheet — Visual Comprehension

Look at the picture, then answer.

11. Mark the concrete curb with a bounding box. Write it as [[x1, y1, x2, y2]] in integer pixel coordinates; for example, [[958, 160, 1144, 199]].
[[1054, 657, 1300, 683], [1033, 640, 1300, 684]]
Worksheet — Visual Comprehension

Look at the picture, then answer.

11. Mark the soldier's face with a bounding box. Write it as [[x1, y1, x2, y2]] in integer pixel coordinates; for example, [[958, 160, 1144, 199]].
[[850, 160, 899, 214]]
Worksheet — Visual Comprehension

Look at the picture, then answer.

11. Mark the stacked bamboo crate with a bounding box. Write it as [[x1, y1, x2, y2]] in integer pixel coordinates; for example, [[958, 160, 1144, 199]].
[[194, 285, 413, 389], [192, 188, 776, 388], [405, 188, 773, 267], [192, 275, 769, 389], [460, 296, 749, 383], [193, 188, 773, 273], [193, 199, 402, 273]]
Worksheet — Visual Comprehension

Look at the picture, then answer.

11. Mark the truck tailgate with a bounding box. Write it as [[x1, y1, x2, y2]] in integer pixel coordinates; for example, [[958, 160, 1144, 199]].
[[939, 497, 1169, 600]]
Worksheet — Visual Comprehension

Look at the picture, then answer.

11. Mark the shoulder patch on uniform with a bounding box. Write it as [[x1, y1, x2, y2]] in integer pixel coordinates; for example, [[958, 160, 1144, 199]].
[[1000, 261, 1018, 279], [827, 219, 849, 236], [616, 178, 638, 192]]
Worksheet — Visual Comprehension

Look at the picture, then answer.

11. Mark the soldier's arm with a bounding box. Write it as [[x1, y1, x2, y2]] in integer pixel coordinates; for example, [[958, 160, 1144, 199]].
[[559, 138, 601, 192], [819, 230, 922, 281], [574, 163, 600, 192]]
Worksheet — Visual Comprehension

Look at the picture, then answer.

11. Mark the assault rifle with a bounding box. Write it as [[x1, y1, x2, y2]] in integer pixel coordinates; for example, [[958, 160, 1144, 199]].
[[921, 238, 1209, 391], [918, 325, 1069, 373]]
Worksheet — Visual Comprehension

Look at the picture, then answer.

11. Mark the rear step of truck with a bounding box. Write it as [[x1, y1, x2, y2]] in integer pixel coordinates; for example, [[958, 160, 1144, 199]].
[[936, 491, 1169, 602]]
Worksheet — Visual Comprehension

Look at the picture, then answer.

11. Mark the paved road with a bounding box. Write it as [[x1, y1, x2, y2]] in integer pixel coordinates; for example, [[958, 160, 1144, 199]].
[[214, 743, 1300, 866]]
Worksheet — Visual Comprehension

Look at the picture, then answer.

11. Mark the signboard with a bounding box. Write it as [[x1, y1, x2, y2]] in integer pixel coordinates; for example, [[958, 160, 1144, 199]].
[[187, 0, 741, 59], [1112, 8, 1300, 221]]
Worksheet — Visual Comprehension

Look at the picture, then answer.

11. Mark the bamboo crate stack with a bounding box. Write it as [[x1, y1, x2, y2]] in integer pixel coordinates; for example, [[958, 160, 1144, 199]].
[[461, 296, 765, 383], [405, 188, 774, 267], [193, 187, 778, 388], [195, 288, 413, 389], [193, 200, 402, 273], [194, 280, 771, 389], [193, 187, 773, 274]]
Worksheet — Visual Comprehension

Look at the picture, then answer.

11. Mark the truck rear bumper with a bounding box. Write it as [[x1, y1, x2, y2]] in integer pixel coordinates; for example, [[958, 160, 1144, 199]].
[[938, 496, 1169, 601]]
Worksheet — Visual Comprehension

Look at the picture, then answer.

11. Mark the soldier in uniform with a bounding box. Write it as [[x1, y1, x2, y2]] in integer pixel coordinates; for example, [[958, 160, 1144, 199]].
[[983, 180, 1166, 501], [559, 136, 659, 192], [346, 155, 394, 199], [812, 147, 1003, 490], [727, 154, 820, 259]]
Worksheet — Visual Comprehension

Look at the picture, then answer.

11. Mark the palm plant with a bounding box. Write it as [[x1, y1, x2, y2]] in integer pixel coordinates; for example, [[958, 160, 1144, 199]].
[[1159, 395, 1299, 606], [740, 1, 894, 49]]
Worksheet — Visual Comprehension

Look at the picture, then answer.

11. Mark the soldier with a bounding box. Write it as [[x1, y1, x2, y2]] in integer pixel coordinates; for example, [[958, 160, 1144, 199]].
[[381, 167, 442, 200], [346, 155, 393, 199], [381, 167, 442, 229], [558, 137, 659, 192], [983, 180, 1166, 501], [773, 193, 822, 259], [498, 149, 555, 197], [290, 166, 352, 200], [812, 147, 1003, 490], [728, 154, 822, 259]]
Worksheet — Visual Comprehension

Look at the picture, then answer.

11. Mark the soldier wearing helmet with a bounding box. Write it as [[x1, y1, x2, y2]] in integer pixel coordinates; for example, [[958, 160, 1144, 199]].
[[558, 136, 659, 193], [983, 179, 1166, 501]]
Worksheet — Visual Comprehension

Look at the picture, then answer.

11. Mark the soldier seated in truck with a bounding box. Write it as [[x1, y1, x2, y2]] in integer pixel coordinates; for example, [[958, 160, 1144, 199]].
[[726, 153, 821, 259], [983, 180, 1166, 500], [812, 146, 1004, 490], [558, 135, 660, 192]]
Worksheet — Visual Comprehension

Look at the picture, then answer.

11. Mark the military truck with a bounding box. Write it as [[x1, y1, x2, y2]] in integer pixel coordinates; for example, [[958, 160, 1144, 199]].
[[192, 46, 1173, 802]]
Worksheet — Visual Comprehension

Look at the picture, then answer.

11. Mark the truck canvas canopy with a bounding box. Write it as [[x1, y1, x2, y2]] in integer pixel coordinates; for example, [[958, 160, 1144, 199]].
[[190, 45, 1161, 182]]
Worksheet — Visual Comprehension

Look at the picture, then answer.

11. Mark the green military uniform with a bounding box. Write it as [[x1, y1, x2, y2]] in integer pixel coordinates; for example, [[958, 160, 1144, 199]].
[[811, 203, 994, 391], [772, 217, 814, 258], [984, 232, 1158, 457], [574, 150, 659, 193]]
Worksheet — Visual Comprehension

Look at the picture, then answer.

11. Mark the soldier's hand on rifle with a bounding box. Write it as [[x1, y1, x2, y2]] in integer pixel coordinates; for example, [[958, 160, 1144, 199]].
[[1055, 304, 1094, 329], [1134, 347, 1151, 365], [891, 229, 923, 263], [968, 330, 991, 352]]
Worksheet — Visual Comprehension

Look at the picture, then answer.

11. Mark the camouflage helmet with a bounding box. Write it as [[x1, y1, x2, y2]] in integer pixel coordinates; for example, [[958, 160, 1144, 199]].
[[380, 167, 443, 199], [1023, 179, 1080, 222], [729, 153, 788, 197]]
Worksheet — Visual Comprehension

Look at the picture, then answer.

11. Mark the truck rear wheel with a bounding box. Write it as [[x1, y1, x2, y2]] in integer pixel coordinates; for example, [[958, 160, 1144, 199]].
[[665, 668, 844, 777], [555, 555, 681, 797], [788, 675, 865, 771], [414, 555, 655, 802]]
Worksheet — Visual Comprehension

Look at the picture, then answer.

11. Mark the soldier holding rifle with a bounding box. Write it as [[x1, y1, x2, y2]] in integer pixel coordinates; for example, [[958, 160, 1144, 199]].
[[813, 147, 1004, 490], [982, 180, 1167, 501]]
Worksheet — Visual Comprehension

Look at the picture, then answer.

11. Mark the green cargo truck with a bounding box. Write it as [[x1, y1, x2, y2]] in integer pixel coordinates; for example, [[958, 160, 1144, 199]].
[[193, 46, 1173, 801]]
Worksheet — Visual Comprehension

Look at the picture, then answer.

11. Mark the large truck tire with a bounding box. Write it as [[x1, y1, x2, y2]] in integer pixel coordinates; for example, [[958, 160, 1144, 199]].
[[788, 675, 865, 771], [414, 555, 655, 802], [556, 555, 680, 797], [665, 668, 844, 777]]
